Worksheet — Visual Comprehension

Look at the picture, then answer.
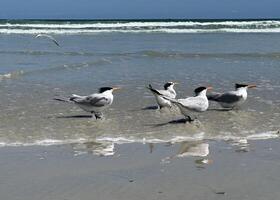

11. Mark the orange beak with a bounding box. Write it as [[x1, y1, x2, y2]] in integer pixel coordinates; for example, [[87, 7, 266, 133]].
[[207, 86, 213, 90], [112, 87, 121, 91], [248, 84, 257, 88]]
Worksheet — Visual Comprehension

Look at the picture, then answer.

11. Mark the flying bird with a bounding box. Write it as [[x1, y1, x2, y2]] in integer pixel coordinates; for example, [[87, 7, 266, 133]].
[[207, 83, 256, 109], [163, 86, 212, 122], [147, 81, 178, 109], [35, 34, 60, 46], [54, 87, 121, 119]]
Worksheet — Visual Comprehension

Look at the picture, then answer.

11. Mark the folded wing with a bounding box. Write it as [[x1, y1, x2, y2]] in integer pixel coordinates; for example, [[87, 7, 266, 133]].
[[70, 94, 109, 107], [208, 92, 242, 103]]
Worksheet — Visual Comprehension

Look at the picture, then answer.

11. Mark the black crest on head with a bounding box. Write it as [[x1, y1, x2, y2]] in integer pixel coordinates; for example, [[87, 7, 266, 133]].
[[194, 86, 207, 95], [235, 83, 248, 89], [164, 82, 173, 90], [99, 87, 113, 93]]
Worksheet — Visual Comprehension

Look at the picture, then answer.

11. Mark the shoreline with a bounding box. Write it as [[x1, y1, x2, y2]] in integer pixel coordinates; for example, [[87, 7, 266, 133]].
[[1, 139, 280, 200]]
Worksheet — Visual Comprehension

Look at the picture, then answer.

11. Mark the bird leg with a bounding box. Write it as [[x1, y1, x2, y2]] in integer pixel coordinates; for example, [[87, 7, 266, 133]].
[[91, 112, 97, 119], [94, 112, 105, 120], [232, 106, 240, 111], [185, 115, 195, 123]]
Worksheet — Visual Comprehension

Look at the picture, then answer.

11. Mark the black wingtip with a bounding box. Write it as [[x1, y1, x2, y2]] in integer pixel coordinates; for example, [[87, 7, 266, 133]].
[[54, 41, 60, 47], [146, 84, 153, 90], [147, 84, 162, 95]]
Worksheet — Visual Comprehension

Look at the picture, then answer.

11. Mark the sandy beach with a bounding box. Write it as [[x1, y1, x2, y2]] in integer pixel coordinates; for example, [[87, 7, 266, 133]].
[[1, 139, 280, 200]]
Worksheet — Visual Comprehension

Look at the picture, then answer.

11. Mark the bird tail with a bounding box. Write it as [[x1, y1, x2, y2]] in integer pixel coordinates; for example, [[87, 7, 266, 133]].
[[53, 97, 71, 102], [53, 94, 81, 103], [206, 92, 221, 101], [146, 84, 162, 95]]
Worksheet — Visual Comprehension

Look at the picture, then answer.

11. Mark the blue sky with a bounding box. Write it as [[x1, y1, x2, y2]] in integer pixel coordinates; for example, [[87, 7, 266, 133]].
[[0, 0, 279, 19]]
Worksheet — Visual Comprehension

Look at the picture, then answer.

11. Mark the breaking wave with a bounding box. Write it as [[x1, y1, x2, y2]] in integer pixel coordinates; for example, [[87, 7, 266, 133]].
[[1, 20, 280, 34], [0, 70, 25, 80], [0, 130, 278, 146]]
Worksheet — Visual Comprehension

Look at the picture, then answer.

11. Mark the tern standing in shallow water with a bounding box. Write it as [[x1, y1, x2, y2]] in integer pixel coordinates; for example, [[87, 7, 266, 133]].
[[54, 87, 121, 119], [147, 82, 178, 109], [163, 86, 212, 122], [207, 83, 256, 109]]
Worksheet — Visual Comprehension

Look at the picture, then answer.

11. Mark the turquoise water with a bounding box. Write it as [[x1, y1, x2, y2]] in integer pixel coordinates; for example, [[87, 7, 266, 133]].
[[0, 20, 279, 147]]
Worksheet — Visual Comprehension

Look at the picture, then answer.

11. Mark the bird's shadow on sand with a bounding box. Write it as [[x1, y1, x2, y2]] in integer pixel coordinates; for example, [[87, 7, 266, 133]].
[[146, 118, 190, 127], [207, 108, 232, 112], [128, 105, 159, 112], [55, 115, 93, 119], [141, 105, 159, 110]]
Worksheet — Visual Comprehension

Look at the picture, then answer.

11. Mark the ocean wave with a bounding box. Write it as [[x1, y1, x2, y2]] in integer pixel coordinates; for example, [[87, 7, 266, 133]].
[[1, 20, 280, 29], [1, 130, 277, 147], [0, 70, 24, 80], [1, 20, 280, 34], [1, 28, 280, 34], [0, 131, 278, 157], [96, 131, 279, 144], [2, 49, 280, 60]]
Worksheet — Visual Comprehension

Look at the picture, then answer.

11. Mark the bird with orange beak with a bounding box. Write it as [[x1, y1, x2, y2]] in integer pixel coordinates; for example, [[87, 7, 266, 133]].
[[207, 83, 256, 109], [54, 87, 121, 119]]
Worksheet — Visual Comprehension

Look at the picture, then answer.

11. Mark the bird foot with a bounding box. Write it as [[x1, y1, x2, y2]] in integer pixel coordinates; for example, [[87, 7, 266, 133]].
[[92, 112, 105, 120], [185, 116, 196, 123]]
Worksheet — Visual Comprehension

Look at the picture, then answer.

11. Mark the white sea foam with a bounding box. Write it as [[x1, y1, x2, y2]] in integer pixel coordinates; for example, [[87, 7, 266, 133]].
[[246, 131, 280, 140], [0, 138, 87, 147], [0, 131, 278, 149], [0, 20, 280, 29], [1, 28, 280, 35], [0, 70, 24, 80], [96, 132, 206, 144], [1, 20, 280, 34], [96, 131, 279, 144]]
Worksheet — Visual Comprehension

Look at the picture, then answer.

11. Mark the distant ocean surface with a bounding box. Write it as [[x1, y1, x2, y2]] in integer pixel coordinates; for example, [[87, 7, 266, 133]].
[[0, 19, 280, 154], [1, 19, 280, 34]]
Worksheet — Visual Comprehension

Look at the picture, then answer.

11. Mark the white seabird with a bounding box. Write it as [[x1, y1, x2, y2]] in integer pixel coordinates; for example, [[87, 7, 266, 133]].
[[163, 86, 212, 121], [36, 34, 60, 46], [54, 87, 121, 119], [207, 83, 256, 109], [147, 81, 178, 109]]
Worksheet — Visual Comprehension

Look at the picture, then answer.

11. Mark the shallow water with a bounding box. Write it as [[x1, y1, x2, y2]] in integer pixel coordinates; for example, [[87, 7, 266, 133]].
[[0, 20, 280, 147]]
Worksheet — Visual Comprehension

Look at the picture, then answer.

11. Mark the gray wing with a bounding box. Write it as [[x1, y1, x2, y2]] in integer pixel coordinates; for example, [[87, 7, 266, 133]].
[[214, 93, 242, 104], [207, 92, 222, 101], [178, 97, 205, 110], [71, 96, 109, 107], [36, 34, 60, 46]]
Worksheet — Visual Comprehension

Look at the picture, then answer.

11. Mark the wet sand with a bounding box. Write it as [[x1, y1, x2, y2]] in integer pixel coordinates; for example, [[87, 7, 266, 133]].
[[1, 139, 280, 200]]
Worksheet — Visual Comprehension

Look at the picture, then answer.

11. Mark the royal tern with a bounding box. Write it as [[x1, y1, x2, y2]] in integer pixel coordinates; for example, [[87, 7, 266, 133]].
[[147, 82, 178, 109], [163, 86, 212, 121], [35, 34, 60, 46], [54, 87, 121, 119], [207, 83, 256, 109]]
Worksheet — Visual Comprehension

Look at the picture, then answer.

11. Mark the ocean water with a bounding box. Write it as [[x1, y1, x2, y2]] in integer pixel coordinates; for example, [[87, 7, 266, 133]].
[[0, 19, 280, 151]]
